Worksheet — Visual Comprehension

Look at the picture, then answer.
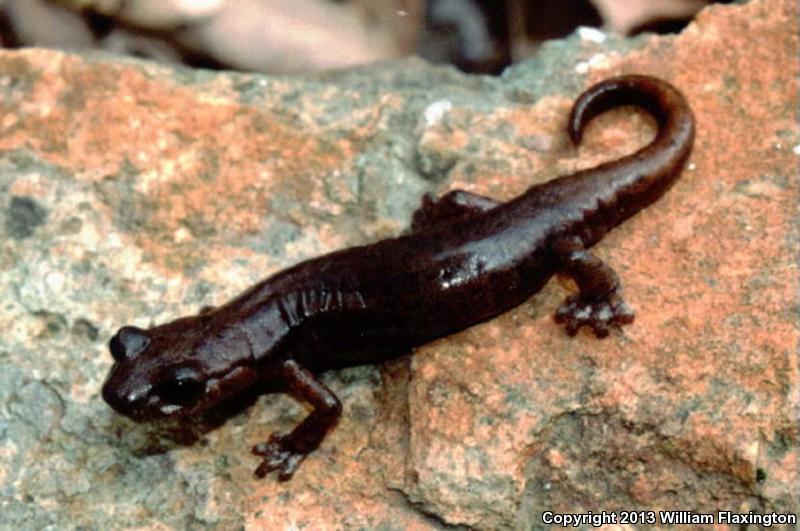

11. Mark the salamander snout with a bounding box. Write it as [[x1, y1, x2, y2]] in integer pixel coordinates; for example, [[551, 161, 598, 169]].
[[101, 374, 153, 421]]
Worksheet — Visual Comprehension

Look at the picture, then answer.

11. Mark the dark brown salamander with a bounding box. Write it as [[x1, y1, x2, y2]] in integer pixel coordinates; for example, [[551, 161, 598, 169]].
[[102, 75, 695, 481]]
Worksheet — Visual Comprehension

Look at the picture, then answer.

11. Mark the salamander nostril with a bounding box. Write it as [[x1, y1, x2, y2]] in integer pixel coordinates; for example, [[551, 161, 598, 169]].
[[101, 377, 149, 418], [101, 379, 126, 414]]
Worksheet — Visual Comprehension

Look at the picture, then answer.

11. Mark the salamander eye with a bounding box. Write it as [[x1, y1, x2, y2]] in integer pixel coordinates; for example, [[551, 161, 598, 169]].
[[155, 368, 203, 407], [109, 326, 150, 362]]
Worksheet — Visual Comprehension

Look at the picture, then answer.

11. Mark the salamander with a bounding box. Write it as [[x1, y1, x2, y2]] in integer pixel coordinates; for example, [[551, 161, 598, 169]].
[[102, 74, 695, 481]]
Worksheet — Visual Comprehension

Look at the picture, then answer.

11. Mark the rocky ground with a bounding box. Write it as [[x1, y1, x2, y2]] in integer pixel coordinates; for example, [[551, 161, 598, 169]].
[[0, 0, 797, 528]]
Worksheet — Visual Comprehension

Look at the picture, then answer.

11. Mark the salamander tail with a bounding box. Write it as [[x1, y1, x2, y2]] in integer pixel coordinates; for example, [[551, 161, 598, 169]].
[[567, 74, 694, 156]]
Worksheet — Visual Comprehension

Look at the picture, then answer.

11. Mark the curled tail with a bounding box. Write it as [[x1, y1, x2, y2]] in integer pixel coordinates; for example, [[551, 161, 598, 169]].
[[570, 74, 695, 192], [550, 75, 695, 231], [568, 74, 695, 153]]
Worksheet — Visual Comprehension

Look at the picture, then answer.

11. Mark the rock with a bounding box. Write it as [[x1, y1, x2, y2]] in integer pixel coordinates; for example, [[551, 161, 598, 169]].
[[0, 0, 796, 528], [590, 0, 715, 34]]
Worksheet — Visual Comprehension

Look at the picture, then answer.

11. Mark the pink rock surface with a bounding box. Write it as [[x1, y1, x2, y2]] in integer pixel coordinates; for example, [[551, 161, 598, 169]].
[[0, 0, 796, 528]]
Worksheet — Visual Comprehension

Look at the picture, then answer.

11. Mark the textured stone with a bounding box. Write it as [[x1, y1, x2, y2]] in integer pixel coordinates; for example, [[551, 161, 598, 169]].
[[0, 0, 797, 528]]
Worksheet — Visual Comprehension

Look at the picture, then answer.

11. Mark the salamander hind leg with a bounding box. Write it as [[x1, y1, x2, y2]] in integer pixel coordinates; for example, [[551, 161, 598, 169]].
[[411, 190, 499, 231], [552, 237, 635, 338]]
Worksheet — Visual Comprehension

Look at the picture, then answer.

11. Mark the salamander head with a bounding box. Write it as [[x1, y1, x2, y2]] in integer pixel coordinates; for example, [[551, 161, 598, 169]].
[[102, 315, 258, 422]]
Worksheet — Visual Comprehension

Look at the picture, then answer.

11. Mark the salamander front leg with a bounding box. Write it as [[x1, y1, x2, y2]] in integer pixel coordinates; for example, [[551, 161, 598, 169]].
[[252, 359, 342, 481], [411, 190, 499, 231], [552, 236, 635, 338]]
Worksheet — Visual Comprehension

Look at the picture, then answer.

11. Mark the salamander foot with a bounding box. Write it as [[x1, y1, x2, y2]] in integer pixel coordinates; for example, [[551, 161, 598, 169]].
[[252, 432, 306, 481], [554, 292, 634, 338]]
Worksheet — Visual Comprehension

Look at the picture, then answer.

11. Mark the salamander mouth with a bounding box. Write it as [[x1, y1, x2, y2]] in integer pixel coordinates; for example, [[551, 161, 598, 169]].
[[101, 370, 186, 422], [102, 376, 141, 419], [137, 368, 258, 420], [107, 396, 193, 422]]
